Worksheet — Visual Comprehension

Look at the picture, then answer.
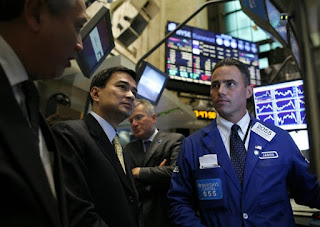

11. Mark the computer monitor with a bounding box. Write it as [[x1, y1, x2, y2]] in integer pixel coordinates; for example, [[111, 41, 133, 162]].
[[76, 6, 115, 78], [136, 61, 169, 106], [253, 79, 306, 130], [240, 0, 288, 47]]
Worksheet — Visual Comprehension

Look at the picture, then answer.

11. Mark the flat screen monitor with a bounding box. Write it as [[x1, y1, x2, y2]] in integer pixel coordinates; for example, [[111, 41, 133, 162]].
[[253, 79, 306, 130], [76, 6, 115, 78], [240, 0, 268, 21], [265, 0, 288, 44], [240, 0, 288, 47], [165, 21, 260, 95], [136, 61, 169, 106]]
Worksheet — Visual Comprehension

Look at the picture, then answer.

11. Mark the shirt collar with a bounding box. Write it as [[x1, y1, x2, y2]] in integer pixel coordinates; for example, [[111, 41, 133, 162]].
[[236, 111, 251, 135], [90, 111, 117, 143], [217, 111, 250, 136], [0, 35, 29, 86], [143, 128, 158, 143]]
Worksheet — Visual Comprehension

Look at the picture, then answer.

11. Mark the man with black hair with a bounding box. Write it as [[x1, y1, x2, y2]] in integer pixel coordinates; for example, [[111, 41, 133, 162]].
[[0, 0, 87, 226], [52, 67, 142, 227]]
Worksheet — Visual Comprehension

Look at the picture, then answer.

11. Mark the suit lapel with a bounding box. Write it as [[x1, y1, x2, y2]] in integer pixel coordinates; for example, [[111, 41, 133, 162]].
[[202, 121, 242, 192], [84, 114, 136, 194], [243, 117, 269, 189], [143, 131, 164, 166], [0, 68, 61, 226], [40, 116, 68, 226]]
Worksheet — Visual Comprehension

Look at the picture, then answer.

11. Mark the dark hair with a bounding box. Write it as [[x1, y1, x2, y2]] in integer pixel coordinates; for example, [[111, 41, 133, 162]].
[[89, 66, 137, 104], [212, 58, 250, 86], [0, 0, 75, 21]]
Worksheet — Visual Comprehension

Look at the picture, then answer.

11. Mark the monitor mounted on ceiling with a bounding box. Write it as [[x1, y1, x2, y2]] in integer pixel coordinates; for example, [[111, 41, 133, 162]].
[[136, 61, 169, 106], [76, 6, 115, 78]]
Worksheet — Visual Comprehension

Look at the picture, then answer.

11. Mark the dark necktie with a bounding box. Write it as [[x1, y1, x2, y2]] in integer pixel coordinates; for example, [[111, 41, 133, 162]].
[[22, 80, 40, 141], [144, 140, 151, 151], [230, 124, 247, 184]]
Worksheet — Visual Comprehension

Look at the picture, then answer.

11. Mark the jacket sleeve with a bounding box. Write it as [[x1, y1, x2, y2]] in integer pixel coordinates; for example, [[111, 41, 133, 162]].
[[139, 133, 184, 184], [286, 132, 320, 209], [52, 121, 109, 227], [167, 138, 206, 227]]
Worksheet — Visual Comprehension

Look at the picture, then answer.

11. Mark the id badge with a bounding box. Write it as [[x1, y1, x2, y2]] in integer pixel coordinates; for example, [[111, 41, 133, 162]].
[[193, 167, 227, 209], [196, 178, 223, 200]]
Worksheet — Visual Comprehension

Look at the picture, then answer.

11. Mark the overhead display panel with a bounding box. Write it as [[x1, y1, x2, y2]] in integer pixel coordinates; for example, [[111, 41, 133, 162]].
[[165, 21, 260, 93]]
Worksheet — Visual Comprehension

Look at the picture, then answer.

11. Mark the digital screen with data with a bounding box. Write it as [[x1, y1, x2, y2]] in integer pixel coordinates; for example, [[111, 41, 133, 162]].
[[166, 21, 260, 86], [253, 80, 306, 130]]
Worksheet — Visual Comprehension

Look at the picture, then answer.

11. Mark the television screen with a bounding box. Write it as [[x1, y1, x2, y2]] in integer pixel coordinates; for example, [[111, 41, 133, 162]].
[[265, 0, 288, 44], [76, 6, 115, 78], [137, 61, 169, 106], [240, 0, 268, 21], [165, 21, 260, 95], [253, 79, 306, 130]]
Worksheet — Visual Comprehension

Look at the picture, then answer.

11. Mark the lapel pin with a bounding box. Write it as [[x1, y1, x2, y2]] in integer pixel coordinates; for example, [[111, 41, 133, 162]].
[[255, 145, 262, 150]]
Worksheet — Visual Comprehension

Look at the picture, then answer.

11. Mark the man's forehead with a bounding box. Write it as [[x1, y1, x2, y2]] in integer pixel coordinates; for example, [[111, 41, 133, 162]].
[[211, 66, 242, 80]]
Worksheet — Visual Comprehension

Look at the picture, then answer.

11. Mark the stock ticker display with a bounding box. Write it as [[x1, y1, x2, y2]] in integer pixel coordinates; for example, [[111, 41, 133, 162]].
[[253, 80, 306, 130], [166, 21, 260, 86]]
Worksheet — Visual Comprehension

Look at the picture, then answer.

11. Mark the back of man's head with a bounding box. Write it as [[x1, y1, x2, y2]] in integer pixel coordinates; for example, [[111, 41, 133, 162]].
[[0, 0, 76, 21]]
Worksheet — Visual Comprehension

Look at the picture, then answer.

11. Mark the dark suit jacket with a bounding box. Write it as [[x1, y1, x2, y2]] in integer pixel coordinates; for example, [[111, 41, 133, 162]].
[[52, 114, 141, 227], [0, 67, 68, 227], [125, 131, 184, 227]]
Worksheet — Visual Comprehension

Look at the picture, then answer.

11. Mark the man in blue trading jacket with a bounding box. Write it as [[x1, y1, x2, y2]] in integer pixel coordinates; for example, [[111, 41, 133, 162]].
[[167, 58, 320, 226]]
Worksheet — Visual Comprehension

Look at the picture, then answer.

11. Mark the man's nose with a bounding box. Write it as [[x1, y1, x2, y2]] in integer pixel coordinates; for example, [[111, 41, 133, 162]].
[[126, 90, 135, 101]]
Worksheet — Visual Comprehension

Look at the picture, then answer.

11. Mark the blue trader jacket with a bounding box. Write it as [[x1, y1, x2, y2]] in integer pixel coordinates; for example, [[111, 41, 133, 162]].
[[168, 115, 320, 227]]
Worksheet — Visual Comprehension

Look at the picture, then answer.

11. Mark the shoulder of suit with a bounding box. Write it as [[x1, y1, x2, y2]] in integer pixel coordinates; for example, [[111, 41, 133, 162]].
[[52, 119, 86, 133], [157, 131, 179, 136]]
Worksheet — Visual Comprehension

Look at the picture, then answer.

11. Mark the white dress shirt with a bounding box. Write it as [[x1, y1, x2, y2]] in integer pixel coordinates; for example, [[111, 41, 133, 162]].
[[216, 111, 251, 157], [90, 111, 117, 143], [142, 128, 158, 152]]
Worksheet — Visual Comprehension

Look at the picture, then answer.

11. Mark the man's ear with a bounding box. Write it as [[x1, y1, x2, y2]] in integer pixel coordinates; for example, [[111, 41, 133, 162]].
[[24, 0, 44, 32], [152, 113, 157, 124], [90, 86, 100, 104], [246, 84, 254, 99]]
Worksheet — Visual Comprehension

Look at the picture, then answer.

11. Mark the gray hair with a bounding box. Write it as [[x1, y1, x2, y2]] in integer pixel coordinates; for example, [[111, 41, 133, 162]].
[[134, 99, 155, 116]]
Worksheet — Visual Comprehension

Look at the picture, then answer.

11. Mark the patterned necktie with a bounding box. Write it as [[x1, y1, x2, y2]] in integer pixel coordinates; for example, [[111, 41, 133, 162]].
[[230, 124, 247, 184], [144, 140, 151, 151], [113, 135, 126, 174], [21, 80, 40, 141]]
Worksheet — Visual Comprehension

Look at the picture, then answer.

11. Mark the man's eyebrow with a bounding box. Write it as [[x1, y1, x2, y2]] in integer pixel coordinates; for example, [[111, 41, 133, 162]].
[[117, 80, 137, 91]]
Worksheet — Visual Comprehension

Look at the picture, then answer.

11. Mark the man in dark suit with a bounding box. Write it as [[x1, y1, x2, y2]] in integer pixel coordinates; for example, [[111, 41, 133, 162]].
[[52, 66, 142, 227], [0, 0, 87, 226], [125, 99, 184, 227]]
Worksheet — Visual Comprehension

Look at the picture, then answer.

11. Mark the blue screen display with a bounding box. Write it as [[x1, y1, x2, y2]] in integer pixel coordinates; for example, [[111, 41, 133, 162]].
[[253, 80, 306, 130]]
